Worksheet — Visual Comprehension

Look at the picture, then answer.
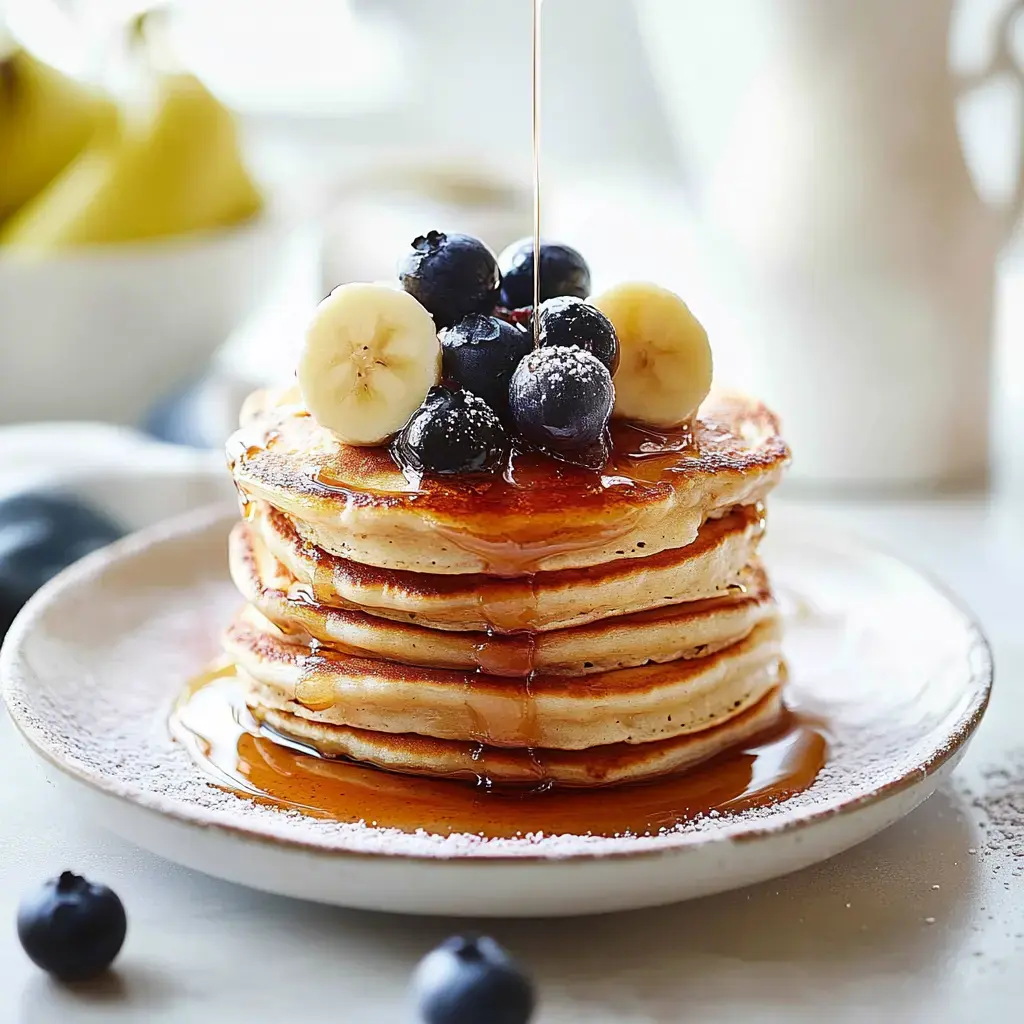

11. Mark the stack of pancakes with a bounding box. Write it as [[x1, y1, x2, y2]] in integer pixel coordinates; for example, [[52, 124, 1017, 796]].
[[224, 388, 790, 787]]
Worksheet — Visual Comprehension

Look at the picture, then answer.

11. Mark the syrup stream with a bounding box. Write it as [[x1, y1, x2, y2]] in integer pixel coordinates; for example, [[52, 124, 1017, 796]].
[[532, 0, 542, 335]]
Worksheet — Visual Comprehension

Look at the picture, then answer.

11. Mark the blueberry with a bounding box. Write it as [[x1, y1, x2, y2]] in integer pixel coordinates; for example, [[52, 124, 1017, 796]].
[[399, 231, 501, 328], [534, 296, 619, 374], [395, 387, 507, 475], [0, 494, 122, 637], [440, 314, 534, 418], [18, 872, 127, 982], [509, 346, 613, 453], [413, 934, 536, 1024], [497, 239, 590, 309]]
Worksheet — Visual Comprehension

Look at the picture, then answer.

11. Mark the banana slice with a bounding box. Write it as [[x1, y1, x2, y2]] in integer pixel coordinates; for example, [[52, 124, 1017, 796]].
[[592, 282, 713, 427], [298, 283, 441, 446]]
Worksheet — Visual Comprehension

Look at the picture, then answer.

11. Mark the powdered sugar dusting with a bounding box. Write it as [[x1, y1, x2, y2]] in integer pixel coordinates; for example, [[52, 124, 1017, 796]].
[[0, 507, 991, 861], [954, 753, 1024, 873], [525, 345, 607, 387]]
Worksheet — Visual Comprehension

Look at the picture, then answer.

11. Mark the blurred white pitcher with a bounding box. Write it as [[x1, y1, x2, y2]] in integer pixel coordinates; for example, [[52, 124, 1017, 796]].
[[638, 0, 1024, 489]]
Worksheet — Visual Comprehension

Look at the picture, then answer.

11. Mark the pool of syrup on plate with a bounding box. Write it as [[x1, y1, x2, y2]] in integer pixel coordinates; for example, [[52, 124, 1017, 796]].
[[170, 664, 827, 840]]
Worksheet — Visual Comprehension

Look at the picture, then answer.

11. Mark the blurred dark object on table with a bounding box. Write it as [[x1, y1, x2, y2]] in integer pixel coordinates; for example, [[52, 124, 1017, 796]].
[[0, 493, 123, 639]]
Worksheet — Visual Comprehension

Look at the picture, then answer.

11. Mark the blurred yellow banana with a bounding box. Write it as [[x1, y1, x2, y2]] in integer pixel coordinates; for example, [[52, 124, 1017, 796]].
[[0, 71, 262, 250], [0, 48, 117, 223]]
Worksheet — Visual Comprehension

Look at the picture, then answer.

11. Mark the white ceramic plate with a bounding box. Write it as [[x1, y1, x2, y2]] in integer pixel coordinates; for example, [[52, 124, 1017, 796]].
[[0, 504, 991, 917]]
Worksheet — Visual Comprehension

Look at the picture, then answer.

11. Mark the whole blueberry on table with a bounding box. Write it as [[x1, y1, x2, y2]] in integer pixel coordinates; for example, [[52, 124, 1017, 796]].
[[509, 345, 614, 453], [0, 493, 122, 637], [396, 387, 508, 475], [534, 295, 619, 374], [497, 238, 591, 310], [440, 314, 534, 418], [413, 934, 536, 1024], [399, 231, 501, 327], [17, 872, 127, 981]]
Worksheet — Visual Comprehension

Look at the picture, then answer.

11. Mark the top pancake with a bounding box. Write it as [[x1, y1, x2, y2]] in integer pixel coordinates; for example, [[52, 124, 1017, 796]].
[[229, 388, 790, 576]]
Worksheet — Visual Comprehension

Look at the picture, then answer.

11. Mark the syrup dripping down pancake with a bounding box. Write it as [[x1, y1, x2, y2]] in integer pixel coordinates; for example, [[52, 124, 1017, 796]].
[[248, 684, 787, 788], [252, 501, 767, 633], [226, 613, 784, 751]]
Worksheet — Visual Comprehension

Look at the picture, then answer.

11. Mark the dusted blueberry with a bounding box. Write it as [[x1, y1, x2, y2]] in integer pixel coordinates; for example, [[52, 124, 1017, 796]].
[[399, 231, 501, 327], [395, 387, 507, 475], [497, 238, 590, 310], [509, 346, 614, 453], [0, 493, 122, 638], [440, 314, 533, 417], [413, 934, 536, 1024], [534, 296, 619, 373], [18, 872, 127, 982]]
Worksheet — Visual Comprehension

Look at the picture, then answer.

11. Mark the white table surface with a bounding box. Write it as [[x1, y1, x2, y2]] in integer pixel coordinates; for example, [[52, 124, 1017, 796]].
[[1, 493, 1022, 1023]]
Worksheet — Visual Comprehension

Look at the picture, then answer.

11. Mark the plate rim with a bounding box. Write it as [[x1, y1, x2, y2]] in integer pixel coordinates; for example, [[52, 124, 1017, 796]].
[[0, 503, 994, 866]]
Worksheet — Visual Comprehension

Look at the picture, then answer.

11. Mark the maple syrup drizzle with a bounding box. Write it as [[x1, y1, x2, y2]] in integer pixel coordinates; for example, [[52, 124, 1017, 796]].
[[170, 668, 827, 839], [298, 421, 702, 576], [311, 550, 335, 605], [308, 421, 700, 499], [236, 488, 255, 523]]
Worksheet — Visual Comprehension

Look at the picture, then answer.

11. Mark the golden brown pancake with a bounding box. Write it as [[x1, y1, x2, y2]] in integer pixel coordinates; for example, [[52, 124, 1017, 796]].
[[226, 612, 784, 750], [251, 686, 786, 787], [218, 377, 792, 790], [228, 388, 789, 575], [230, 520, 776, 676], [253, 500, 766, 632]]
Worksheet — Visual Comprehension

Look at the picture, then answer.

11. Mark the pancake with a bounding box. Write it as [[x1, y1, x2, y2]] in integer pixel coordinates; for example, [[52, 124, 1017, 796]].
[[229, 388, 789, 575], [254, 500, 766, 633], [230, 520, 776, 676], [227, 613, 784, 750], [251, 686, 786, 787]]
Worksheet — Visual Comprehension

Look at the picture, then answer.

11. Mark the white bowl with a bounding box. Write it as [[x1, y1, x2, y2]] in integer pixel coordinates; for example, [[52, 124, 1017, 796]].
[[0, 216, 282, 427]]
